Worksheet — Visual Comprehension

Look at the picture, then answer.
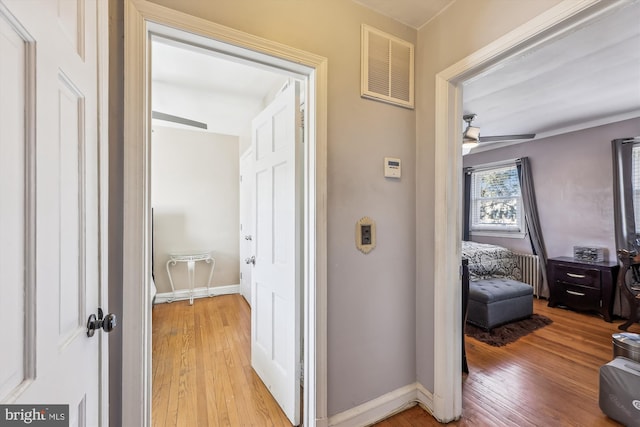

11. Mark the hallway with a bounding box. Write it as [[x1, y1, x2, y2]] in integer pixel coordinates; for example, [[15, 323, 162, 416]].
[[152, 295, 293, 426]]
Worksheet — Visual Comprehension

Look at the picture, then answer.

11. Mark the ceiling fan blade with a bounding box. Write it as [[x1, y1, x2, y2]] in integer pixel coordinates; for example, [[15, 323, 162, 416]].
[[478, 133, 536, 143], [152, 111, 208, 130]]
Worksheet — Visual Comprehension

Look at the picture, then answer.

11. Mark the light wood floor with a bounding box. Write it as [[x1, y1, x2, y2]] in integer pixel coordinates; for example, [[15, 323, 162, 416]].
[[152, 294, 639, 427], [375, 299, 640, 426], [152, 294, 292, 427]]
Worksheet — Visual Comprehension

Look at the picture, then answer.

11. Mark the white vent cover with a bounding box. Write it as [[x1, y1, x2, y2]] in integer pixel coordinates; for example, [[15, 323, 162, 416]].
[[361, 24, 414, 109]]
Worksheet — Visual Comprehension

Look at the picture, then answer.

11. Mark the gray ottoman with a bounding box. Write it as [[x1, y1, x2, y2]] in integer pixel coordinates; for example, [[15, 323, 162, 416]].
[[467, 278, 533, 330]]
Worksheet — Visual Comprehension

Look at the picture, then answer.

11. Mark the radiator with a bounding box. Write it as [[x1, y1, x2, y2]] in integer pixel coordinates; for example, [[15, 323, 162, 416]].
[[514, 253, 541, 296]]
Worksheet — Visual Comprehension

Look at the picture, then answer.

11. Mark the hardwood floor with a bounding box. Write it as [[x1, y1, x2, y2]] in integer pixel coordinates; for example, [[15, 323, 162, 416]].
[[152, 294, 292, 427], [375, 299, 639, 426], [153, 294, 638, 426]]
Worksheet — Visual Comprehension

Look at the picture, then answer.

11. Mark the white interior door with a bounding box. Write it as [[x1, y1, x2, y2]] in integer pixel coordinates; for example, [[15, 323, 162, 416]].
[[0, 1, 106, 425], [251, 82, 301, 425], [239, 147, 254, 305]]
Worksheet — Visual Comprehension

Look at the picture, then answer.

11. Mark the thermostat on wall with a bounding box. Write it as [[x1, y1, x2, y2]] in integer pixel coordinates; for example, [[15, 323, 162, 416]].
[[384, 157, 401, 178]]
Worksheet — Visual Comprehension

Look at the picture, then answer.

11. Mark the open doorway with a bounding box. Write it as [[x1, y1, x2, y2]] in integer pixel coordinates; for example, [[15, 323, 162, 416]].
[[121, 5, 329, 425], [149, 34, 305, 425], [149, 36, 291, 305], [432, 0, 638, 421]]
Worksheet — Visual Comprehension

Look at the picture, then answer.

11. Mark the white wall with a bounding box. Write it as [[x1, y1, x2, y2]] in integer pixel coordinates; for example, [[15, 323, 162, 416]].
[[151, 126, 240, 293]]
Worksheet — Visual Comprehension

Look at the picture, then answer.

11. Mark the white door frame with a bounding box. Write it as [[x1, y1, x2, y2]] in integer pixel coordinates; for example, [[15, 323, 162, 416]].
[[432, 0, 622, 421], [122, 1, 328, 426], [239, 147, 254, 305], [97, 1, 111, 425]]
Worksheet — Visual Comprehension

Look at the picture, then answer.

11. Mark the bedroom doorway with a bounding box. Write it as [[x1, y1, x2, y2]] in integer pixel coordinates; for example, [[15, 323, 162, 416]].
[[432, 0, 624, 421], [122, 2, 329, 425]]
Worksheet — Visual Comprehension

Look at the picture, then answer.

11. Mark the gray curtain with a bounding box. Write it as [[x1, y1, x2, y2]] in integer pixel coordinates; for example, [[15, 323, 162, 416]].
[[612, 137, 639, 317], [463, 168, 472, 241], [612, 138, 639, 251], [518, 157, 550, 298]]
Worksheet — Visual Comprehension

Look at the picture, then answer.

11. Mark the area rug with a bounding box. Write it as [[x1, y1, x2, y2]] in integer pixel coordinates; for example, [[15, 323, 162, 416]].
[[465, 314, 553, 347]]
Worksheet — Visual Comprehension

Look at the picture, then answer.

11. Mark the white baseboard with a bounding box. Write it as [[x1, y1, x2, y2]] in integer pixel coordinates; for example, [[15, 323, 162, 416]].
[[416, 382, 434, 414], [154, 284, 239, 304], [328, 383, 419, 427]]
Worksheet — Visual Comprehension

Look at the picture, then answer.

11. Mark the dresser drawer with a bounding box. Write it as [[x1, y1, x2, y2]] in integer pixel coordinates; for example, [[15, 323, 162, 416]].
[[556, 282, 601, 311], [554, 264, 600, 288]]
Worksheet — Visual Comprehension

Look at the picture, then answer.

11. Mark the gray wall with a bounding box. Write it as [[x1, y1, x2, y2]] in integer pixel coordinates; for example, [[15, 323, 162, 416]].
[[463, 118, 640, 261], [415, 0, 564, 392], [138, 0, 418, 417], [109, 0, 583, 421]]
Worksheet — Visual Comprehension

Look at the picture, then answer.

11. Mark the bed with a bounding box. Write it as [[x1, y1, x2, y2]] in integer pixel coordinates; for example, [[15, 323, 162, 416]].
[[462, 240, 523, 282]]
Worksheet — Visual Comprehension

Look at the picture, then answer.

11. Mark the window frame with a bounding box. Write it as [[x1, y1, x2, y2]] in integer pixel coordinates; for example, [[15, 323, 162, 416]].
[[469, 163, 525, 239], [632, 144, 640, 232]]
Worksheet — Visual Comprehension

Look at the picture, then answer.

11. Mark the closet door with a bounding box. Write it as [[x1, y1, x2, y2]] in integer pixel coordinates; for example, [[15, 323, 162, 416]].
[[0, 1, 108, 425]]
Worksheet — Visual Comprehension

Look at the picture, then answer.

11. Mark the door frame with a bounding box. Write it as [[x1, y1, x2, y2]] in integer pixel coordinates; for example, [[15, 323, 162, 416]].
[[97, 1, 110, 425], [431, 0, 622, 421], [122, 1, 328, 426], [239, 146, 254, 305]]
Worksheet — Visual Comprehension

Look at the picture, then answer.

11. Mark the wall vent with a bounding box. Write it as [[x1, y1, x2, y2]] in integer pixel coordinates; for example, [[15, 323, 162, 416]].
[[361, 24, 414, 109]]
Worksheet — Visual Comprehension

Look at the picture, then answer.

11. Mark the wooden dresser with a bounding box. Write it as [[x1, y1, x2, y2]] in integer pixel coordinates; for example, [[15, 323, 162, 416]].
[[547, 257, 619, 322]]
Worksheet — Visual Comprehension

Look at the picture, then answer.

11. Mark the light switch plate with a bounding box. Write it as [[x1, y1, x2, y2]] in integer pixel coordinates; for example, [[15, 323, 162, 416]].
[[356, 216, 376, 254]]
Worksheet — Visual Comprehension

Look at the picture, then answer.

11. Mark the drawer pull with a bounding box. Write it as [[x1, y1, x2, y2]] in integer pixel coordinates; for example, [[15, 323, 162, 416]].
[[566, 290, 585, 297], [566, 273, 586, 279]]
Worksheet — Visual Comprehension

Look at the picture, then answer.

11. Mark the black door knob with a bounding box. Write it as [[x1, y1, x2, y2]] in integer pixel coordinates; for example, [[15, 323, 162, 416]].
[[102, 313, 117, 333], [87, 308, 118, 337]]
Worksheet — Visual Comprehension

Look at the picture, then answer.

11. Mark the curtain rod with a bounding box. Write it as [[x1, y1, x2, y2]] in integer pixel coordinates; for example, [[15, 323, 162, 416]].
[[464, 158, 522, 174], [620, 136, 640, 144]]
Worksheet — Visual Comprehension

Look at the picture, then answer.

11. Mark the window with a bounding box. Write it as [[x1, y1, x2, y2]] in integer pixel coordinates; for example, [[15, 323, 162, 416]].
[[633, 145, 640, 231], [470, 164, 523, 234]]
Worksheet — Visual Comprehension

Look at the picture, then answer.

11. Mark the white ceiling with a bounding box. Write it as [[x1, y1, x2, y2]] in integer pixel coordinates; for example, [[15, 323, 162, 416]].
[[151, 0, 640, 148], [152, 39, 286, 102], [462, 0, 640, 148], [351, 0, 454, 29], [151, 38, 288, 135]]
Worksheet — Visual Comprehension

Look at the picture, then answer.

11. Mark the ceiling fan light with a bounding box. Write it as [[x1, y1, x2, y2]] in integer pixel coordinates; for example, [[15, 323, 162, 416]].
[[463, 125, 480, 141]]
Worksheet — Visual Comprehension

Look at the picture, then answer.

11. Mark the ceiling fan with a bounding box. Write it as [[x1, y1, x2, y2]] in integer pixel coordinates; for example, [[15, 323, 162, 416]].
[[463, 113, 535, 144]]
